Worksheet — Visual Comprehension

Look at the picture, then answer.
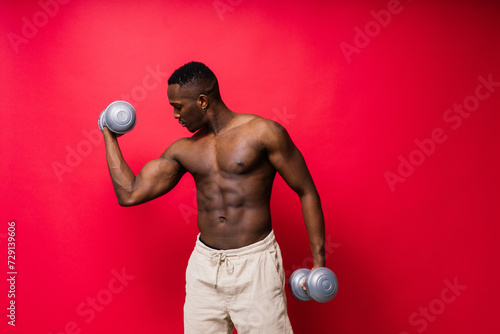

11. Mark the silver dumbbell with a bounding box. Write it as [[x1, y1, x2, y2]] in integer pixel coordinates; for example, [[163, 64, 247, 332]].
[[98, 101, 136, 135], [289, 267, 338, 303]]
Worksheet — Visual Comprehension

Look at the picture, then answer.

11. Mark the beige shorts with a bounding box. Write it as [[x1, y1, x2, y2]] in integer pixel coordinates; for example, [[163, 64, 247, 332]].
[[184, 230, 294, 334]]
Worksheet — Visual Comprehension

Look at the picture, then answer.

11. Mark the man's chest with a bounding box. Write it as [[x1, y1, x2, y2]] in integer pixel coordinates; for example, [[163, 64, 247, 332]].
[[179, 134, 267, 176]]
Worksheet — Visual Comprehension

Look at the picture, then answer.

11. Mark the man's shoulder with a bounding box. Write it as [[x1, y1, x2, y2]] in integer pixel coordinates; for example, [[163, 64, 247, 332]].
[[169, 136, 191, 148], [235, 113, 284, 133], [231, 114, 289, 152], [160, 136, 192, 160]]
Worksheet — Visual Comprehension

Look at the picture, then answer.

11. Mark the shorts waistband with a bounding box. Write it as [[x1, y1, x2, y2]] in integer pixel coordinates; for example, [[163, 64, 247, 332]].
[[195, 230, 276, 258]]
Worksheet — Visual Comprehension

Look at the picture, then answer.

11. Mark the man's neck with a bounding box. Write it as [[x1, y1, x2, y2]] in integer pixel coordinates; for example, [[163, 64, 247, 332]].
[[206, 104, 235, 135]]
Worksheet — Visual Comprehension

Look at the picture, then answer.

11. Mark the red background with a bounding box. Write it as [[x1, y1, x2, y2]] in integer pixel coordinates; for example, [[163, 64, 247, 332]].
[[2, 0, 499, 333]]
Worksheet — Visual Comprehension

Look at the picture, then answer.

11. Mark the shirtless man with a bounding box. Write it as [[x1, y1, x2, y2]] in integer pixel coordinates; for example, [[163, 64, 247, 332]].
[[103, 62, 325, 333]]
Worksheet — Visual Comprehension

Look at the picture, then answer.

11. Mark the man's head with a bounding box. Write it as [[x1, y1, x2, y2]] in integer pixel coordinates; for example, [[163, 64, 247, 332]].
[[167, 62, 221, 132], [168, 62, 219, 96]]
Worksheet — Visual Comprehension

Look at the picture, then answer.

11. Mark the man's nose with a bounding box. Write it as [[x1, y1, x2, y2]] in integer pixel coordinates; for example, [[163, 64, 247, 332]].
[[174, 112, 180, 119]]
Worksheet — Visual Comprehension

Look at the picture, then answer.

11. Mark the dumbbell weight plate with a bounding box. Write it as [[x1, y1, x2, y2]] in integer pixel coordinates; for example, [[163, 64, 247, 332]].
[[305, 267, 338, 303], [104, 101, 136, 135], [289, 269, 312, 302], [98, 109, 106, 132]]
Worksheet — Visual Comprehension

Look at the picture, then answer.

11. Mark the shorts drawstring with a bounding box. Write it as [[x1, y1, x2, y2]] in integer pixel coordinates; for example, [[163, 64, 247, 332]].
[[210, 251, 234, 289]]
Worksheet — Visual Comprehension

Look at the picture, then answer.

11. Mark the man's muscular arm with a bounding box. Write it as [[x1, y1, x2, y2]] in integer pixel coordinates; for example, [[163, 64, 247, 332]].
[[103, 128, 186, 206], [263, 120, 326, 269]]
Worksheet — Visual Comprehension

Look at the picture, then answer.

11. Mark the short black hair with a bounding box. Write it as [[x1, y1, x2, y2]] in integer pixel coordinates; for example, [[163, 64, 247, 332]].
[[168, 61, 217, 90]]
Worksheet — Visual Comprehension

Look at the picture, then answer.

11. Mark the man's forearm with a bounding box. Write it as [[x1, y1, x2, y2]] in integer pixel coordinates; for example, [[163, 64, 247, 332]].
[[103, 128, 136, 204], [300, 190, 326, 268]]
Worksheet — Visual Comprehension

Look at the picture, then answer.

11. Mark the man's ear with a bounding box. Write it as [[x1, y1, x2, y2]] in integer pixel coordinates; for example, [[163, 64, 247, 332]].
[[198, 94, 209, 110]]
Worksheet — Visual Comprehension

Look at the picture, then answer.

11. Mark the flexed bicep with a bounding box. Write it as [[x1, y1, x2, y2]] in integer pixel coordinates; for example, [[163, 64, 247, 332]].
[[105, 133, 187, 207], [123, 156, 186, 206]]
